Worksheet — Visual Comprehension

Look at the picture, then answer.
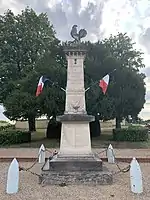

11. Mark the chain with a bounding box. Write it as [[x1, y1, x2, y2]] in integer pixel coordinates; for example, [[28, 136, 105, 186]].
[[19, 148, 130, 181], [112, 165, 130, 176], [98, 148, 130, 175], [19, 148, 57, 177], [97, 148, 108, 155], [19, 166, 41, 177]]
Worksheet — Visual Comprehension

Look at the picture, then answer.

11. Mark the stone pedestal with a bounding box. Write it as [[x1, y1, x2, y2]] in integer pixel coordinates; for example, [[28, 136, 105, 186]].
[[57, 114, 94, 155], [40, 42, 112, 185]]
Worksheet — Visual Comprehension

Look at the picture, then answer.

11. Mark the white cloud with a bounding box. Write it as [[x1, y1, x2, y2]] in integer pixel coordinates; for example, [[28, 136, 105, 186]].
[[0, 105, 9, 121]]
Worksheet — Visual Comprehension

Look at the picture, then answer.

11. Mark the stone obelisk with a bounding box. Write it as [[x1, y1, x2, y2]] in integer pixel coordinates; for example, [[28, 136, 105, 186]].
[[57, 43, 94, 156], [40, 25, 112, 185]]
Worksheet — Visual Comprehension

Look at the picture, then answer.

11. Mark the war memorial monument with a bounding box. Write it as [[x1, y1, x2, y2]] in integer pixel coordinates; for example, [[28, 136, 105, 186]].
[[39, 25, 113, 185]]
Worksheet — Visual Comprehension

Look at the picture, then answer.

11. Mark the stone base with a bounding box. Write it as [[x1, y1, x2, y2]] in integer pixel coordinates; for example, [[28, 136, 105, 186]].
[[39, 154, 113, 185], [39, 168, 113, 185]]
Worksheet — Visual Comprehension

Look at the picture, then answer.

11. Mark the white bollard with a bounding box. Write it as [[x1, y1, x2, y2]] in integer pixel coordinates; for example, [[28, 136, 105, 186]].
[[130, 157, 143, 194], [38, 144, 45, 164], [6, 158, 19, 194], [107, 144, 115, 164]]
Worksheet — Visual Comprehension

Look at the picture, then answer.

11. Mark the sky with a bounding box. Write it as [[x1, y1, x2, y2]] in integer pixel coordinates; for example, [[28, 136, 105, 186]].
[[0, 0, 150, 120]]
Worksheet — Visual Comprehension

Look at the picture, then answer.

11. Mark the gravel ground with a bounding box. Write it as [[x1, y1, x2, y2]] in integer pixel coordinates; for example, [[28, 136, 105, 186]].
[[0, 162, 149, 200]]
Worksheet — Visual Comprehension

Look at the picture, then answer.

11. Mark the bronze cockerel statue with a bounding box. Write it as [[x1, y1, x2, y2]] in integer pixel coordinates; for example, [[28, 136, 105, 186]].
[[70, 25, 87, 43]]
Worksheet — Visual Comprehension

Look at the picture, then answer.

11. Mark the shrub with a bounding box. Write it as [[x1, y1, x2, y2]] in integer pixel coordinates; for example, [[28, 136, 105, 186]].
[[113, 126, 149, 142], [0, 130, 31, 145], [0, 124, 15, 131]]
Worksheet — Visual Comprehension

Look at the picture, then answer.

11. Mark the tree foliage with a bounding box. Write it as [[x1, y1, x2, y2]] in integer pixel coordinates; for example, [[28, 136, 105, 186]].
[[0, 8, 66, 131], [102, 33, 145, 71], [85, 36, 146, 127], [0, 8, 57, 100]]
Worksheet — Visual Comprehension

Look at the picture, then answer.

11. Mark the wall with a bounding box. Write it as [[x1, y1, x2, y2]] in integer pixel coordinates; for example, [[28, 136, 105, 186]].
[[15, 119, 49, 131], [15, 119, 126, 131], [15, 121, 29, 130], [100, 119, 126, 131]]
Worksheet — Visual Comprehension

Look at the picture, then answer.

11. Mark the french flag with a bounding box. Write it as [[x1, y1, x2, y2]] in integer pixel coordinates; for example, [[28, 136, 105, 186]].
[[99, 74, 110, 94], [36, 76, 49, 97]]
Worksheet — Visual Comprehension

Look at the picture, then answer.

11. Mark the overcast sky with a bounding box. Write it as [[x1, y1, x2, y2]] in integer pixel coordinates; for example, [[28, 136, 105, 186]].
[[0, 0, 150, 120]]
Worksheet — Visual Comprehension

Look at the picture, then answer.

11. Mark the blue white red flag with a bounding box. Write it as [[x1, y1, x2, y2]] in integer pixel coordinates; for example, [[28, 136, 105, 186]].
[[99, 74, 110, 94], [36, 76, 49, 96]]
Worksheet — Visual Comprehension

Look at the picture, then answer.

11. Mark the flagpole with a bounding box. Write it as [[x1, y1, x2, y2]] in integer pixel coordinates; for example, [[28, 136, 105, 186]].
[[85, 80, 99, 92], [48, 79, 66, 93], [60, 87, 66, 92]]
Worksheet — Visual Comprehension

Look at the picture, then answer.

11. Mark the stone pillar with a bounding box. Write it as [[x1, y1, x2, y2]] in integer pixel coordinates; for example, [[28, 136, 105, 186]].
[[65, 50, 86, 114], [56, 45, 94, 156]]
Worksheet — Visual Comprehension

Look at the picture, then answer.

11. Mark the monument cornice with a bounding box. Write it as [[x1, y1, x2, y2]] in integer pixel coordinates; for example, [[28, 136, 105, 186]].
[[62, 41, 87, 53], [56, 114, 95, 122]]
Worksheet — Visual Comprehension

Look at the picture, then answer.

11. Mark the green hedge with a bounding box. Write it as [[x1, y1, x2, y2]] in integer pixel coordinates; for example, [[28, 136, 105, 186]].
[[0, 130, 31, 145], [113, 126, 149, 142]]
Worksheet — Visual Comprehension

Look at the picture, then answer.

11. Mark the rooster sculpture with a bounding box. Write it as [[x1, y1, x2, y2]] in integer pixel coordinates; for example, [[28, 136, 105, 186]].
[[70, 25, 87, 42]]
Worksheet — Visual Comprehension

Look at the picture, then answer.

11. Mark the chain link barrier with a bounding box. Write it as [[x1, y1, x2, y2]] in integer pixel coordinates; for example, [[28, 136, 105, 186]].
[[19, 148, 130, 181], [97, 148, 130, 176], [19, 148, 56, 178]]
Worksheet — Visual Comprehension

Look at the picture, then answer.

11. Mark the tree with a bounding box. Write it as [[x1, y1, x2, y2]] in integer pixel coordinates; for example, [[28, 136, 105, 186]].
[[102, 33, 146, 127], [85, 37, 146, 129], [3, 60, 66, 131], [0, 8, 62, 131], [3, 90, 38, 131], [102, 33, 145, 71], [108, 68, 146, 128]]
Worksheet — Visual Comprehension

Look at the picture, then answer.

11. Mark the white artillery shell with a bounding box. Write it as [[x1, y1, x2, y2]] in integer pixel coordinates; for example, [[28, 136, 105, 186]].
[[39, 144, 45, 163], [6, 158, 19, 194], [107, 144, 115, 164], [130, 157, 143, 194]]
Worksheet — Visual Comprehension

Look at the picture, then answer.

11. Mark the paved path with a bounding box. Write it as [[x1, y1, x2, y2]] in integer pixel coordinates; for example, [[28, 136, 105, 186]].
[[0, 148, 149, 159]]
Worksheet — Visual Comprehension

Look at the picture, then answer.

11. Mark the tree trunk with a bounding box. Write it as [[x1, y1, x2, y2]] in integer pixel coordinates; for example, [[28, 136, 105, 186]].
[[99, 120, 101, 135], [28, 116, 36, 132], [46, 120, 61, 139], [116, 117, 121, 129], [90, 117, 101, 137]]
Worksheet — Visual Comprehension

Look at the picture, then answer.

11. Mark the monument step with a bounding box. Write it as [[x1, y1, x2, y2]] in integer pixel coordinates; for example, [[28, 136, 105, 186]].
[[42, 153, 103, 172], [49, 160, 103, 171]]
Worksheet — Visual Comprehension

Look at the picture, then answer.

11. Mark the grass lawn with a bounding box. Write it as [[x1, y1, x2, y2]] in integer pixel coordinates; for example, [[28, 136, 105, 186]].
[[5, 129, 150, 149]]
